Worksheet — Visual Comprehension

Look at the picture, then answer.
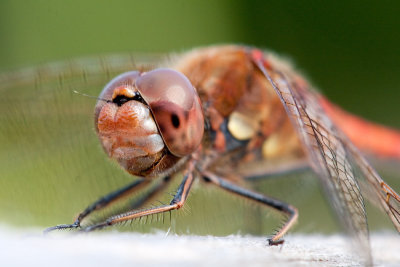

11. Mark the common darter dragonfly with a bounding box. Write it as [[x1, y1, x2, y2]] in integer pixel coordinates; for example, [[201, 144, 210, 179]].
[[3, 45, 398, 264]]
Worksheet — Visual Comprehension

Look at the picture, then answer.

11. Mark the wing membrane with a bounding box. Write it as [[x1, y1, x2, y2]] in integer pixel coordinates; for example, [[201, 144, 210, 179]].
[[0, 53, 163, 92], [346, 142, 400, 231], [251, 50, 372, 259]]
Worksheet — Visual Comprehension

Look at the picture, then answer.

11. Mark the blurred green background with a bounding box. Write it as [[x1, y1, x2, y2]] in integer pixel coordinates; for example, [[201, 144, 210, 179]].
[[0, 0, 399, 236]]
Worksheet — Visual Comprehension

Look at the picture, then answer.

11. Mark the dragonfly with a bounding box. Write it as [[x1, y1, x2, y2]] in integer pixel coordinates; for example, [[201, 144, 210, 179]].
[[3, 45, 398, 263]]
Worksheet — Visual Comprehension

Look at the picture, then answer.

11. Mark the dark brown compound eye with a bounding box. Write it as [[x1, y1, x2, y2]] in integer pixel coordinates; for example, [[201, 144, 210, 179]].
[[136, 68, 204, 157]]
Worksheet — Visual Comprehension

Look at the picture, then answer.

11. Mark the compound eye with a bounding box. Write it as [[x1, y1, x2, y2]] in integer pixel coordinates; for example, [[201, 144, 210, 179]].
[[94, 71, 141, 125], [97, 71, 140, 102], [136, 68, 204, 157]]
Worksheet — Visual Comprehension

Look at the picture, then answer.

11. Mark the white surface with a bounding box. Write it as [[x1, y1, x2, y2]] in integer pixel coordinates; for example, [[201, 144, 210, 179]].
[[0, 226, 399, 267]]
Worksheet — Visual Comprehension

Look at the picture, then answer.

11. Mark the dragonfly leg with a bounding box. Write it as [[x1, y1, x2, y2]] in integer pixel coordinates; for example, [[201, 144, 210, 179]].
[[44, 178, 151, 233], [201, 171, 298, 245], [380, 181, 400, 227], [381, 181, 400, 203], [80, 165, 195, 232]]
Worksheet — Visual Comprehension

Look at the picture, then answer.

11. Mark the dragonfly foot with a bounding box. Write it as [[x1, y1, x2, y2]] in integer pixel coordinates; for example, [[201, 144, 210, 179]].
[[268, 238, 285, 246], [43, 222, 80, 234]]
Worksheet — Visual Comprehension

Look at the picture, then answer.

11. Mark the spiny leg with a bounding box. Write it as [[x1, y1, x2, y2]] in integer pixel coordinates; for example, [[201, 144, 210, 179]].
[[380, 181, 400, 226], [84, 175, 175, 226], [44, 178, 150, 233], [381, 181, 400, 203], [80, 162, 195, 232], [202, 171, 298, 245]]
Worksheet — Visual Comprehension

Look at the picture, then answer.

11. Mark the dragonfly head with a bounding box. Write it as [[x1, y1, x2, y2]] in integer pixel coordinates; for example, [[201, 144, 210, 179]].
[[94, 69, 204, 177]]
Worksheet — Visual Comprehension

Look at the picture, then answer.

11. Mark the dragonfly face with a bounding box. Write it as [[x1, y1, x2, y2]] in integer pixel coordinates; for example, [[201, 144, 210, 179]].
[[95, 69, 204, 177]]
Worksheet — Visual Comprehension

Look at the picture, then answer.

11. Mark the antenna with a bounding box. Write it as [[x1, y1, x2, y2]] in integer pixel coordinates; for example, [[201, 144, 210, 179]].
[[73, 90, 111, 103]]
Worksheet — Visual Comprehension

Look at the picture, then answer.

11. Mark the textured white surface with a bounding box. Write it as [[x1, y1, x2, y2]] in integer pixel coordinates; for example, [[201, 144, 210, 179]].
[[0, 226, 399, 267]]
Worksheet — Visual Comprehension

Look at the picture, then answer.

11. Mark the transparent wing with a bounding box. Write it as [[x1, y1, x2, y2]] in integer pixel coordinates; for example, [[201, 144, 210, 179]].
[[346, 141, 400, 231], [251, 50, 386, 261], [0, 53, 163, 93]]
